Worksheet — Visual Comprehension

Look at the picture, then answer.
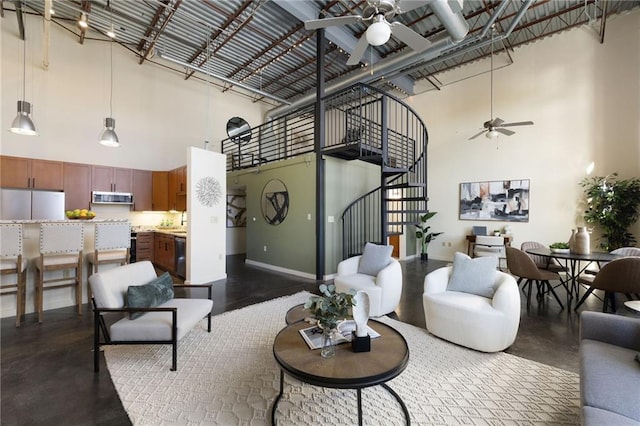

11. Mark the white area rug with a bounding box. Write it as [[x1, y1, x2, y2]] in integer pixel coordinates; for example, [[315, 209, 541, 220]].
[[104, 292, 580, 425]]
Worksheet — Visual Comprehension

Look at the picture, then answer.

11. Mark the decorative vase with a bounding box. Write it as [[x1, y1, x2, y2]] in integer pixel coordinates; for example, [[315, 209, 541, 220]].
[[320, 327, 336, 358], [569, 229, 576, 253], [574, 227, 590, 255], [420, 253, 428, 262]]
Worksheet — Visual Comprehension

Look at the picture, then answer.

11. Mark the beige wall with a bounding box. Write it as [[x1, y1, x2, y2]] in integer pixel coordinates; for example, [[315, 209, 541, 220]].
[[407, 11, 640, 260], [1, 13, 269, 170]]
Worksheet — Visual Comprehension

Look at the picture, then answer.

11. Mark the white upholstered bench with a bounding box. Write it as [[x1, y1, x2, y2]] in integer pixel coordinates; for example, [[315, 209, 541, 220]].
[[89, 261, 213, 371]]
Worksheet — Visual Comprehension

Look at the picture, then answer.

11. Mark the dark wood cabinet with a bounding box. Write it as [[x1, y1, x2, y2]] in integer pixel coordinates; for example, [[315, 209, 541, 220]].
[[92, 165, 132, 193], [154, 233, 175, 273], [1, 156, 63, 190], [136, 232, 154, 263], [132, 169, 152, 211], [152, 171, 169, 211], [63, 162, 92, 210]]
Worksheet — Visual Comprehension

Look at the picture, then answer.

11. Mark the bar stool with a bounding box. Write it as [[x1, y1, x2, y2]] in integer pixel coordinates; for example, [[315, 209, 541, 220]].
[[86, 222, 131, 299], [34, 223, 84, 323], [0, 224, 27, 327]]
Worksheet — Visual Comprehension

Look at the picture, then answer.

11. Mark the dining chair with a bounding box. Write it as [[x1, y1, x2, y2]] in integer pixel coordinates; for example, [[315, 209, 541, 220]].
[[0, 224, 27, 327], [474, 235, 506, 269], [34, 223, 84, 323], [505, 247, 564, 310], [575, 257, 640, 312], [521, 241, 566, 273]]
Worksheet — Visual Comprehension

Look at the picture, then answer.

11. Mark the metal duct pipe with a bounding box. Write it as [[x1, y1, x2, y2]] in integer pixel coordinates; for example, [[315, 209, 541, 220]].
[[265, 1, 472, 120], [429, 0, 469, 42], [384, 0, 531, 83], [155, 50, 292, 106]]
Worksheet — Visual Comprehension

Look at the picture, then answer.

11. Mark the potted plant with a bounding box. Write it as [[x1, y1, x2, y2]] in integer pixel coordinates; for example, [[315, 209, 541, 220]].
[[415, 211, 443, 261], [580, 173, 640, 251], [304, 284, 355, 357]]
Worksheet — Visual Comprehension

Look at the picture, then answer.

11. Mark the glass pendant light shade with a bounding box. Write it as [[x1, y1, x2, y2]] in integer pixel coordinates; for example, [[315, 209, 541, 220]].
[[486, 129, 499, 139], [99, 117, 119, 147], [10, 100, 37, 136], [366, 16, 391, 46]]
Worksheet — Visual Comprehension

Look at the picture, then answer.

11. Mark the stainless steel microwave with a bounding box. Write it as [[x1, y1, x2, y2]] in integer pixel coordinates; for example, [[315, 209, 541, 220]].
[[91, 191, 134, 205]]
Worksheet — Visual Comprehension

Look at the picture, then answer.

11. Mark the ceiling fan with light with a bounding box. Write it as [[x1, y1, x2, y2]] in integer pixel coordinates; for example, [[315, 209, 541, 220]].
[[469, 27, 533, 140], [304, 0, 430, 66]]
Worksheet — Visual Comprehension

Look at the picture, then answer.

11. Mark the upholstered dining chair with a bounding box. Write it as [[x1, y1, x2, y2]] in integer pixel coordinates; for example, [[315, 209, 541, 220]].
[[474, 235, 506, 269], [506, 247, 565, 310], [334, 242, 402, 317], [521, 241, 566, 273], [575, 257, 640, 312], [0, 224, 27, 327], [86, 222, 131, 299]]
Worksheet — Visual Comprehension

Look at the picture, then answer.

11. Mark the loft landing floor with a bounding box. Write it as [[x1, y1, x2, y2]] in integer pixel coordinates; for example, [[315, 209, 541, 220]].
[[1, 255, 628, 425]]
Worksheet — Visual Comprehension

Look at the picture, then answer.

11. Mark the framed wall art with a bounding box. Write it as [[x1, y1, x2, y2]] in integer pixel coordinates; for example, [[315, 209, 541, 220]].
[[459, 179, 530, 222], [226, 194, 247, 228]]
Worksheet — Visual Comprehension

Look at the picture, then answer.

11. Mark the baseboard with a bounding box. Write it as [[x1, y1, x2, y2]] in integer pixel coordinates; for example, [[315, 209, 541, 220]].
[[244, 259, 319, 280]]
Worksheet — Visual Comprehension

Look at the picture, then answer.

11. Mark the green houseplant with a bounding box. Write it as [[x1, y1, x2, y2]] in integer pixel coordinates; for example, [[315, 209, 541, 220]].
[[580, 173, 640, 251], [415, 211, 443, 260], [304, 284, 355, 357]]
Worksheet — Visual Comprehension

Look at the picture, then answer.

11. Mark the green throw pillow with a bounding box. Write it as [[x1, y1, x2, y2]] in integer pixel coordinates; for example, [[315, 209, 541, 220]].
[[127, 272, 174, 319], [447, 252, 498, 298], [358, 242, 393, 276]]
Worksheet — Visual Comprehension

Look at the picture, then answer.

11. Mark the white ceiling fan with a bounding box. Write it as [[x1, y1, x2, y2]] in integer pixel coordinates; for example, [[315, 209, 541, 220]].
[[469, 27, 533, 140], [304, 0, 430, 66]]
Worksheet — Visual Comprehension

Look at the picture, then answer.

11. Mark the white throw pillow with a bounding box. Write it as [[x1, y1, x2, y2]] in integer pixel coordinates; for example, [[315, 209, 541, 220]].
[[357, 242, 393, 276], [447, 252, 497, 298]]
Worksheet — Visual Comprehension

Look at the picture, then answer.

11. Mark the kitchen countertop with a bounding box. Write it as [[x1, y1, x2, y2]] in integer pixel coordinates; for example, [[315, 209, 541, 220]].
[[0, 219, 129, 224]]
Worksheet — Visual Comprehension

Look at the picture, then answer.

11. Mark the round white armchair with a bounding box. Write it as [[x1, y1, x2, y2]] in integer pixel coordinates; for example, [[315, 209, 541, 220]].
[[423, 266, 521, 352]]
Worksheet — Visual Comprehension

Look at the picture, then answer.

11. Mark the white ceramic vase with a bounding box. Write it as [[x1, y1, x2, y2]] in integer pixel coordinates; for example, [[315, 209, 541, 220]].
[[574, 227, 590, 255]]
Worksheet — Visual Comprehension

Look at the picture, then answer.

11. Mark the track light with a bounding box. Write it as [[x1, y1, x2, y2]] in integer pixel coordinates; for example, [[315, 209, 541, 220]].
[[366, 15, 391, 46], [107, 25, 116, 38], [78, 12, 88, 29]]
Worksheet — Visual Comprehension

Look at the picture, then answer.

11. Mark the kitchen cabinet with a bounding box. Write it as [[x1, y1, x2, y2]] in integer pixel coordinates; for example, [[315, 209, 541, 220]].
[[136, 232, 154, 263], [92, 165, 132, 193], [152, 171, 169, 211], [132, 169, 152, 211], [168, 166, 187, 211], [63, 162, 92, 210], [1, 156, 63, 190], [154, 233, 175, 273]]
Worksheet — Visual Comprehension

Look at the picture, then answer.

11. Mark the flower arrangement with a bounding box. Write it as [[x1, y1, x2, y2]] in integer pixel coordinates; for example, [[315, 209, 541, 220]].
[[304, 284, 355, 330]]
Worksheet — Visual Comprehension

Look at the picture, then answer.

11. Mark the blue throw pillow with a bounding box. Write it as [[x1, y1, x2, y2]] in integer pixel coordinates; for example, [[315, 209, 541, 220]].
[[358, 242, 393, 276], [447, 252, 498, 298], [127, 272, 174, 319]]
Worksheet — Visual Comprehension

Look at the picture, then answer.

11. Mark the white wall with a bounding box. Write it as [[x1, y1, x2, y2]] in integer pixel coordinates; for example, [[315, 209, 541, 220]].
[[1, 13, 268, 169], [408, 12, 640, 260]]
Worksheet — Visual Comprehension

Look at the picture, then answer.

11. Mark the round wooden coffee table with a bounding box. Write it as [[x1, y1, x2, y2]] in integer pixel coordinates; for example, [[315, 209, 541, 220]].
[[271, 319, 410, 425]]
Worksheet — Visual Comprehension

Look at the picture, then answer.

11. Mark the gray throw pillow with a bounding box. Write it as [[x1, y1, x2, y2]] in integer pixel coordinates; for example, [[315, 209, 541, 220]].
[[127, 272, 174, 319], [447, 252, 498, 298], [358, 242, 393, 276]]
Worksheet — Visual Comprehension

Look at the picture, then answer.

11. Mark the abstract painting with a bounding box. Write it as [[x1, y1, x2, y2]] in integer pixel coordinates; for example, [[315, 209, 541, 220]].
[[459, 179, 530, 222], [226, 194, 246, 227]]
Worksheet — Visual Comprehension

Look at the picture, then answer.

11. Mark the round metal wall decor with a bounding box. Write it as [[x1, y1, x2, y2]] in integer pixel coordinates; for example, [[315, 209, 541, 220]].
[[196, 176, 222, 207], [226, 117, 252, 145], [261, 179, 289, 225]]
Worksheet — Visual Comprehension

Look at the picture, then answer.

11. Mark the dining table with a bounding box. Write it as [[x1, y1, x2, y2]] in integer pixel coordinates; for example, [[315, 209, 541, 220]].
[[524, 247, 624, 309]]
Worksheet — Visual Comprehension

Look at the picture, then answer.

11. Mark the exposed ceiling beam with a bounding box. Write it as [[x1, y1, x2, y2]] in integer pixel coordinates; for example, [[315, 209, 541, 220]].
[[139, 0, 183, 65], [271, 0, 416, 95]]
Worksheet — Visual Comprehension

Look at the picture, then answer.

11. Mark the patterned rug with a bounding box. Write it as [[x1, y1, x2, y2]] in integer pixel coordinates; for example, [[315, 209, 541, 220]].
[[104, 292, 580, 425]]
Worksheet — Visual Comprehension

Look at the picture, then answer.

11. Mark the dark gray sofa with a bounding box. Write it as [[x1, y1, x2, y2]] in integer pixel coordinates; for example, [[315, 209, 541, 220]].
[[579, 311, 640, 425]]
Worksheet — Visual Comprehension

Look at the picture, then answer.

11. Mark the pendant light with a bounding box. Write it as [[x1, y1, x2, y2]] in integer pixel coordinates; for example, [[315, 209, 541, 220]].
[[99, 1, 119, 147], [10, 3, 38, 136]]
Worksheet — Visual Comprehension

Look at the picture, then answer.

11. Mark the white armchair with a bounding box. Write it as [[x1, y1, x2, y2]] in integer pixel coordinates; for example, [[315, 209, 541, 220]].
[[423, 266, 521, 352], [334, 255, 402, 317]]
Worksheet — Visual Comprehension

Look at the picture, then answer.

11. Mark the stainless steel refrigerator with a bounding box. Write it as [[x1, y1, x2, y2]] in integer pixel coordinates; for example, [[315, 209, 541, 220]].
[[0, 189, 66, 220]]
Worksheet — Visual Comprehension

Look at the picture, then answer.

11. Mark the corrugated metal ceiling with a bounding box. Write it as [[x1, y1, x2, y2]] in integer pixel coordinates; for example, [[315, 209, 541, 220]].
[[7, 0, 640, 105]]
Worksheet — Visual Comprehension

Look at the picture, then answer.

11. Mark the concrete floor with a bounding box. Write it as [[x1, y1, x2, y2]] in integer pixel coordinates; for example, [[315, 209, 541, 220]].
[[1, 255, 627, 425]]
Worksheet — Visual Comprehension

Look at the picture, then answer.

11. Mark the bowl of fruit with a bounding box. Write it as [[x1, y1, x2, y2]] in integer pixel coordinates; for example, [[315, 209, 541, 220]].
[[549, 242, 570, 254], [66, 209, 96, 220]]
